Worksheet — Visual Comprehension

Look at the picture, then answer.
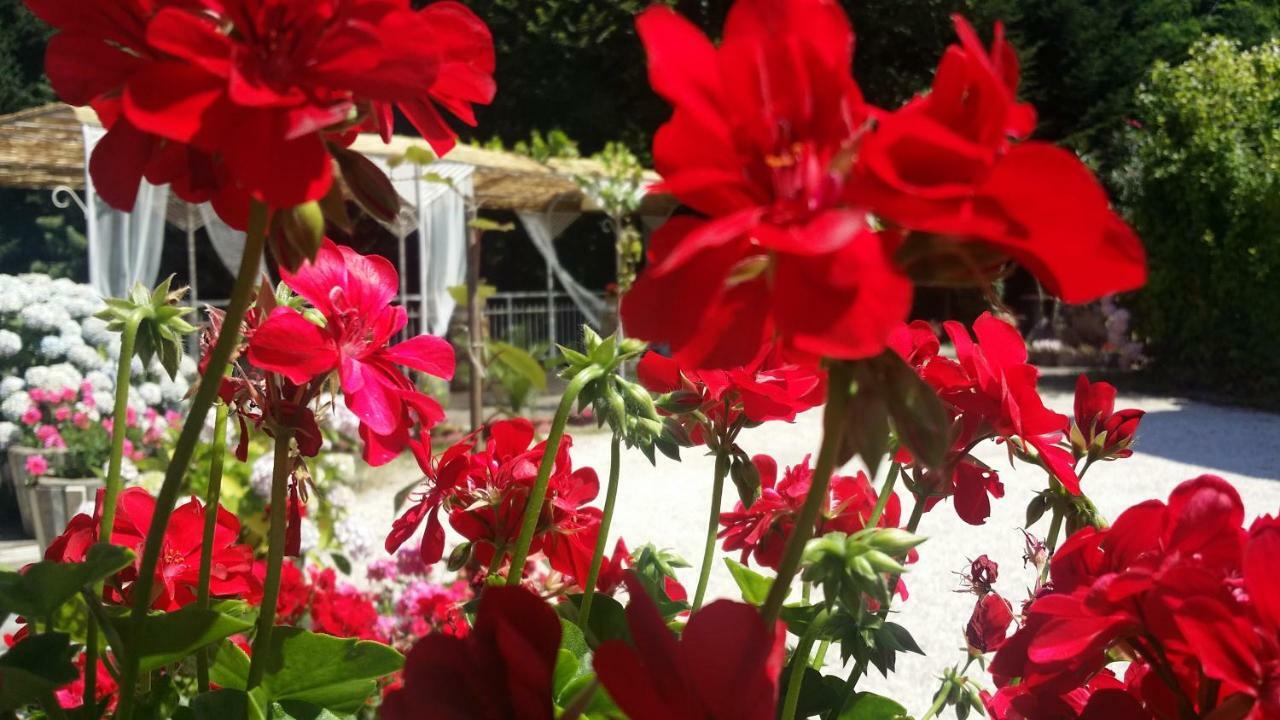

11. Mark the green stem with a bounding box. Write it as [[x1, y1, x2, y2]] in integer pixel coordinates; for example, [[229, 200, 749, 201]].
[[579, 433, 622, 631], [84, 317, 140, 707], [100, 317, 139, 540], [920, 678, 954, 720], [865, 462, 900, 527], [247, 429, 294, 690], [780, 613, 826, 720], [1039, 505, 1065, 587], [505, 367, 603, 585], [116, 201, 267, 720], [195, 400, 229, 693], [761, 362, 853, 625], [691, 449, 729, 612]]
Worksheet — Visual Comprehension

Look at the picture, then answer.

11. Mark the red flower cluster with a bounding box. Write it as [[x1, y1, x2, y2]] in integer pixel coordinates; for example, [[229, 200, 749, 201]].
[[621, 0, 1144, 370], [637, 346, 825, 445], [595, 575, 787, 720], [27, 0, 495, 223], [889, 314, 1082, 525], [307, 566, 384, 642], [385, 418, 602, 587], [382, 585, 560, 720], [1072, 375, 1145, 461], [719, 454, 899, 571], [248, 239, 455, 465], [960, 556, 1014, 656], [987, 476, 1277, 719], [46, 487, 258, 611]]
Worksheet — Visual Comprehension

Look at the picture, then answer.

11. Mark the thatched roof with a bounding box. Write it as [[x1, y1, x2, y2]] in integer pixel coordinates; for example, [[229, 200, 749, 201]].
[[0, 103, 676, 215]]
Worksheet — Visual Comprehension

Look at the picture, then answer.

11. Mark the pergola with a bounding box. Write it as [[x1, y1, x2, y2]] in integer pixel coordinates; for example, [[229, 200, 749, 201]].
[[0, 103, 675, 338]]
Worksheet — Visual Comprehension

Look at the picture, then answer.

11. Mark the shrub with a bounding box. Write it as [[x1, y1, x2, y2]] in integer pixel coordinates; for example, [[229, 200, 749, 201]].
[[1119, 37, 1280, 398]]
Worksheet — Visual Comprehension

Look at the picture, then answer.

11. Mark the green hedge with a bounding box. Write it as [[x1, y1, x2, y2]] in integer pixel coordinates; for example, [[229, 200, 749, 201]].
[[1118, 38, 1280, 398]]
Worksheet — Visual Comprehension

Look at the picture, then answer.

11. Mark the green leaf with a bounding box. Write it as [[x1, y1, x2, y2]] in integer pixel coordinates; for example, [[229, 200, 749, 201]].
[[837, 691, 909, 720], [122, 605, 254, 673], [209, 639, 251, 691], [248, 627, 403, 714], [134, 673, 182, 720], [840, 364, 891, 477], [0, 544, 134, 620], [552, 648, 580, 699], [488, 341, 548, 390], [559, 618, 588, 660], [724, 558, 773, 606], [469, 217, 516, 233], [271, 700, 350, 720], [191, 690, 256, 720], [0, 632, 78, 710], [329, 553, 352, 576], [332, 145, 399, 223]]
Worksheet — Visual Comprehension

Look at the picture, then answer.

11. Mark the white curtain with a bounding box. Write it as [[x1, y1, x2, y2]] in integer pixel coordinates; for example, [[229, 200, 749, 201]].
[[83, 125, 170, 298], [196, 203, 269, 284], [374, 158, 473, 336], [516, 209, 607, 327]]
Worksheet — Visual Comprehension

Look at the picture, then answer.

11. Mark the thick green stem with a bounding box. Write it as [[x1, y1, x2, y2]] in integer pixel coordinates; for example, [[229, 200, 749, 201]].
[[99, 317, 139, 541], [781, 613, 826, 720], [195, 400, 229, 693], [505, 367, 603, 585], [691, 449, 729, 613], [1040, 506, 1065, 586], [247, 430, 294, 689], [760, 362, 853, 625], [579, 434, 622, 631], [116, 201, 267, 720]]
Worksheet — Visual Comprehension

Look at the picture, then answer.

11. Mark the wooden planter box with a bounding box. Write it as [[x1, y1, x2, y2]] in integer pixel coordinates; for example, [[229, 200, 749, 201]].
[[6, 447, 102, 552]]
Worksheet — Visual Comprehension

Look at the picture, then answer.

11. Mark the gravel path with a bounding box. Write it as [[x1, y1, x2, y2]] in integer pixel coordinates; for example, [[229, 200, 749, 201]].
[[350, 386, 1280, 714]]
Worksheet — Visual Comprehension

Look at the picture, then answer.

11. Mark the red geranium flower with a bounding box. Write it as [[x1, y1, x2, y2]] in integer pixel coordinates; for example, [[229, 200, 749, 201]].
[[1072, 375, 1145, 460], [595, 575, 787, 720], [621, 0, 913, 368], [382, 585, 560, 720], [28, 0, 495, 222], [386, 418, 603, 587], [851, 16, 1146, 303], [308, 567, 385, 642], [45, 487, 258, 611], [248, 239, 455, 465], [967, 592, 1014, 654], [718, 455, 899, 571]]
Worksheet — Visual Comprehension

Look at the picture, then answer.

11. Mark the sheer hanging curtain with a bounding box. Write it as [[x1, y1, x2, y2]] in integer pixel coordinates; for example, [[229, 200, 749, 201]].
[[83, 125, 170, 298], [516, 207, 606, 327], [374, 157, 473, 336], [196, 203, 268, 286]]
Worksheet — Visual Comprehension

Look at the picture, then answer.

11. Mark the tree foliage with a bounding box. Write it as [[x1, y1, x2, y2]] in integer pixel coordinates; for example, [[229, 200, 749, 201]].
[[1118, 38, 1280, 397]]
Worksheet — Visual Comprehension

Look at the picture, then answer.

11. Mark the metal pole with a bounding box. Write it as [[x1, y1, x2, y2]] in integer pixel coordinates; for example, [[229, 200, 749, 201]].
[[467, 219, 484, 435]]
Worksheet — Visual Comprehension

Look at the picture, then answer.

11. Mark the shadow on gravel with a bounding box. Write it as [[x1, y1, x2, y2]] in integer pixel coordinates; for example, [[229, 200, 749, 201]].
[[1131, 405, 1280, 480]]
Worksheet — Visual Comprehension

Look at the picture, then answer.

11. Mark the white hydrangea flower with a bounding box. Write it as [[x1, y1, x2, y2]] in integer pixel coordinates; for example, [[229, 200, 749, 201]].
[[299, 518, 320, 556], [158, 376, 189, 405], [0, 283, 32, 314], [92, 391, 114, 410], [1, 392, 32, 421], [0, 421, 18, 449], [67, 344, 104, 372], [136, 382, 163, 407], [59, 320, 83, 339], [0, 376, 24, 399], [332, 516, 373, 561], [249, 453, 275, 499], [326, 484, 356, 510], [59, 295, 102, 320], [0, 330, 21, 358], [25, 363, 83, 391], [19, 303, 72, 332], [80, 317, 113, 346], [178, 355, 198, 380], [38, 335, 69, 360], [320, 395, 361, 440]]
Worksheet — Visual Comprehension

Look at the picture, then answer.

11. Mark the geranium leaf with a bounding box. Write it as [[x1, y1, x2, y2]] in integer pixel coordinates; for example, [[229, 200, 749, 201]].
[[247, 627, 403, 714], [0, 632, 78, 711], [879, 351, 949, 471], [836, 691, 908, 720], [209, 639, 251, 692], [271, 700, 349, 720], [559, 618, 588, 660], [123, 605, 254, 673], [724, 558, 773, 606], [0, 544, 134, 621]]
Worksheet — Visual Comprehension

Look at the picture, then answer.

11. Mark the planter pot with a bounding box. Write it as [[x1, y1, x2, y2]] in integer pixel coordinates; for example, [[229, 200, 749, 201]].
[[7, 447, 102, 550]]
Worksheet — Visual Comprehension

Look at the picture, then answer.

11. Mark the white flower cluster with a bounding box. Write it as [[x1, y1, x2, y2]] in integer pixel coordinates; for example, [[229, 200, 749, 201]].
[[0, 376, 24, 399], [0, 421, 18, 449], [332, 515, 374, 561], [25, 364, 84, 392], [0, 330, 21, 358], [249, 452, 276, 499], [1, 392, 32, 421]]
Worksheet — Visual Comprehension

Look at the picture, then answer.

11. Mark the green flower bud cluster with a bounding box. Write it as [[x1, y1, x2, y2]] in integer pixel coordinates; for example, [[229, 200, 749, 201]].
[[801, 528, 925, 615], [96, 276, 197, 380]]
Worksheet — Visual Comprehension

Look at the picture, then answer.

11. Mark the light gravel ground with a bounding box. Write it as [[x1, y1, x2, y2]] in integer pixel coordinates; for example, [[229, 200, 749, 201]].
[[350, 386, 1280, 715]]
